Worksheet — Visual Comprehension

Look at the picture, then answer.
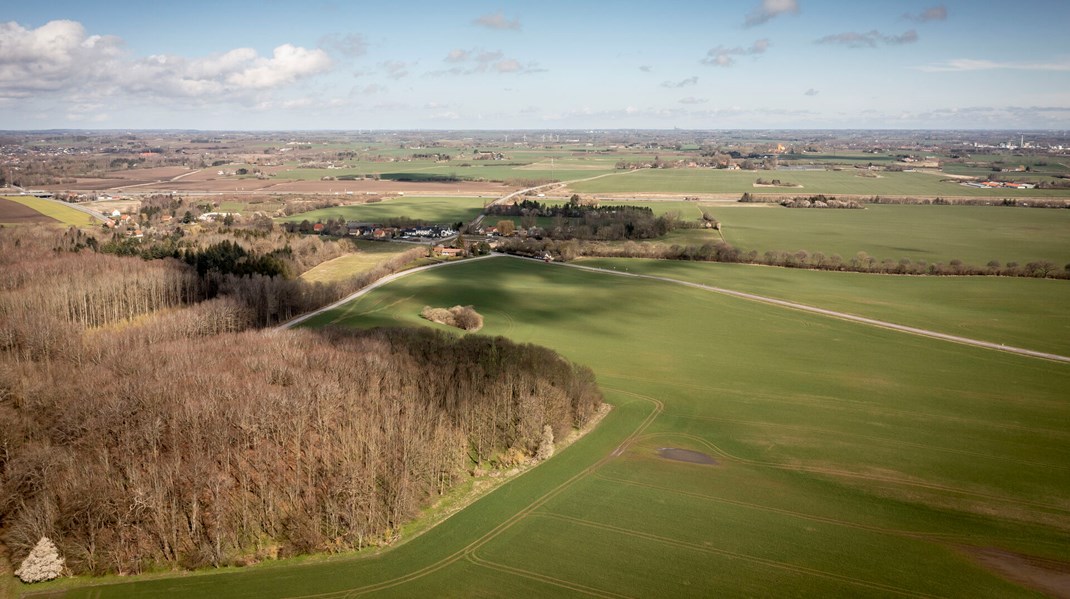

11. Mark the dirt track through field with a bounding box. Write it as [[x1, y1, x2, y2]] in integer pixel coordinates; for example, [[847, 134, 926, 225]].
[[545, 259, 1070, 364]]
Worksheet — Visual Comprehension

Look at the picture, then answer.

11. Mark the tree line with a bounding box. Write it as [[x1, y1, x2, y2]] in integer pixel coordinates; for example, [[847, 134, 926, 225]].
[[495, 237, 1070, 279]]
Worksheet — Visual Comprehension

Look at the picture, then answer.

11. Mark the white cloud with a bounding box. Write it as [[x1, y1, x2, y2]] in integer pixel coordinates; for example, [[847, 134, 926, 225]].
[[0, 20, 332, 102], [804, 88, 819, 96], [226, 44, 332, 89], [381, 60, 411, 79], [432, 48, 542, 75], [473, 11, 521, 31], [744, 0, 799, 27], [639, 65, 653, 73], [678, 97, 708, 104], [661, 76, 698, 88], [0, 20, 123, 97], [903, 6, 947, 22], [319, 33, 367, 58], [816, 30, 918, 48], [915, 58, 1070, 72], [701, 39, 770, 67]]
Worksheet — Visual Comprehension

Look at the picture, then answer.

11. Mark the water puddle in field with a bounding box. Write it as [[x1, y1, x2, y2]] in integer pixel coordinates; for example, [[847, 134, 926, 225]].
[[657, 448, 717, 465]]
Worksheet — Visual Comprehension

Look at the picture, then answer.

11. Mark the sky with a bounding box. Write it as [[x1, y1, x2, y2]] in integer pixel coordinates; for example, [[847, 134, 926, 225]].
[[1, 0, 1069, 130]]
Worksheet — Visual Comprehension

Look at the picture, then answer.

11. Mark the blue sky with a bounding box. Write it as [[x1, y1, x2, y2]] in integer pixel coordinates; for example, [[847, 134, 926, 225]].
[[1, 0, 1068, 129]]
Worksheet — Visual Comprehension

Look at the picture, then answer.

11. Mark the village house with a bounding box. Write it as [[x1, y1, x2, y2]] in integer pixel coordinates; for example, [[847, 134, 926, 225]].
[[433, 245, 465, 258]]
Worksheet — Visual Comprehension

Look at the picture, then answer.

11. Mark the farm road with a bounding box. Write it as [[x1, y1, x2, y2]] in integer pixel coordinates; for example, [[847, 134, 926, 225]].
[[544, 258, 1070, 364]]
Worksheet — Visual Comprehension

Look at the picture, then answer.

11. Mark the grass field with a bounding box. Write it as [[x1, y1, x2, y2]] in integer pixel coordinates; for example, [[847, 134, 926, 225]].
[[1, 196, 96, 226], [61, 257, 1070, 597], [575, 258, 1070, 357], [707, 203, 1070, 266], [568, 168, 1070, 197], [300, 241, 416, 283], [276, 196, 488, 225]]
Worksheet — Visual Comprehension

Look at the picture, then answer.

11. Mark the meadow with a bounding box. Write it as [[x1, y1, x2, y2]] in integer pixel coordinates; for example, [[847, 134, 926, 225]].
[[58, 257, 1070, 597], [299, 241, 418, 284], [704, 203, 1070, 266], [568, 168, 1070, 197], [276, 196, 488, 225]]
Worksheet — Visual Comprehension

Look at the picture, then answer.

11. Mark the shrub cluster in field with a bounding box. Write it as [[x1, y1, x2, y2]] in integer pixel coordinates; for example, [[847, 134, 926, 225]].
[[421, 305, 484, 331], [0, 231, 602, 576]]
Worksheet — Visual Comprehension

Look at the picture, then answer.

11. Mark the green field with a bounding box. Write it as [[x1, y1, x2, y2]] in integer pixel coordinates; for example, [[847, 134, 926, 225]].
[[569, 168, 1070, 197], [576, 258, 1070, 357], [64, 257, 1070, 597], [706, 203, 1070, 266], [1, 195, 97, 226], [276, 196, 488, 225]]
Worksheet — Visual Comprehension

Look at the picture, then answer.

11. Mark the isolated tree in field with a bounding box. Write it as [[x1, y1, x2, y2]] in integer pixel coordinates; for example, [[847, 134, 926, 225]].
[[14, 537, 65, 583], [496, 220, 516, 236]]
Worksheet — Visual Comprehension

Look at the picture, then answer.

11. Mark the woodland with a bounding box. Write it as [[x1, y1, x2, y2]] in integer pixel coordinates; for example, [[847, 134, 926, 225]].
[[0, 227, 602, 575]]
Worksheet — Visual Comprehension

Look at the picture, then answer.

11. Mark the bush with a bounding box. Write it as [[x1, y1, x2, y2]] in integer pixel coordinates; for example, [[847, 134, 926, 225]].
[[421, 305, 484, 331], [14, 537, 65, 583]]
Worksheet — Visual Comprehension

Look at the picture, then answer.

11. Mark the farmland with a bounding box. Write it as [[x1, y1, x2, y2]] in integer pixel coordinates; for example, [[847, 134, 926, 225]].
[[576, 258, 1070, 357], [568, 168, 1070, 197], [65, 256, 1070, 597], [698, 202, 1070, 266], [276, 196, 488, 225], [0, 196, 96, 226]]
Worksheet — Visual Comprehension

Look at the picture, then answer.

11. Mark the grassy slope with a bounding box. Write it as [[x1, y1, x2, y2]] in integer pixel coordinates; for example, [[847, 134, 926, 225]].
[[299, 242, 415, 284], [569, 168, 1070, 197], [59, 257, 1070, 598], [276, 196, 488, 225], [576, 258, 1070, 357], [705, 203, 1070, 266], [1, 196, 96, 226]]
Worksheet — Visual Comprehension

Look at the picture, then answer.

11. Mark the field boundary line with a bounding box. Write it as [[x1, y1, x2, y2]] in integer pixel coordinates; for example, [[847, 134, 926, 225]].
[[530, 513, 939, 598], [518, 256, 1070, 364]]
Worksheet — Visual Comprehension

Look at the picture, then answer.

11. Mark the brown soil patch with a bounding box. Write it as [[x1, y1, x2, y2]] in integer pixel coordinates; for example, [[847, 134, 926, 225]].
[[965, 547, 1070, 597], [0, 197, 58, 224], [657, 448, 718, 465]]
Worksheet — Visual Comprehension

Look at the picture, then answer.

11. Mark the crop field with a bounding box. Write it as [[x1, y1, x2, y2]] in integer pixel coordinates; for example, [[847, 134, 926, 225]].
[[0, 197, 58, 224], [707, 203, 1070, 266], [568, 168, 1070, 197], [299, 241, 417, 284], [576, 258, 1070, 357], [276, 196, 488, 225], [0, 196, 96, 226], [64, 257, 1070, 597]]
